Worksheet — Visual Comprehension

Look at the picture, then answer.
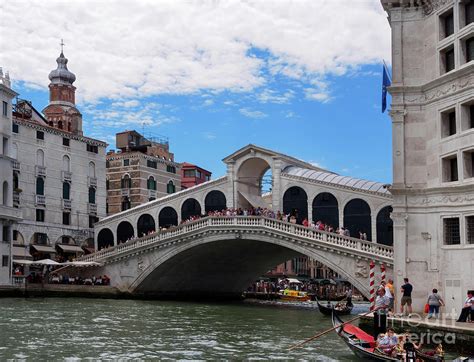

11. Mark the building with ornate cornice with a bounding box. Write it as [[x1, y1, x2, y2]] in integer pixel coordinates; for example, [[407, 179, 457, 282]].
[[382, 0, 474, 315], [0, 70, 22, 285], [106, 130, 181, 217], [9, 51, 107, 264]]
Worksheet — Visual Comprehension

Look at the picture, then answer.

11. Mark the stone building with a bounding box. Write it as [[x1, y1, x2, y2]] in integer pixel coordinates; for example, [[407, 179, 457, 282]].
[[0, 70, 22, 285], [10, 50, 107, 262], [382, 0, 474, 314], [106, 130, 181, 216], [181, 162, 212, 190]]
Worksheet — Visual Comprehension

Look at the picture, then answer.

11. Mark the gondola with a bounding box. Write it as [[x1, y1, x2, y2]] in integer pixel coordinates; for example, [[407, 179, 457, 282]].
[[331, 312, 444, 361], [316, 298, 353, 316]]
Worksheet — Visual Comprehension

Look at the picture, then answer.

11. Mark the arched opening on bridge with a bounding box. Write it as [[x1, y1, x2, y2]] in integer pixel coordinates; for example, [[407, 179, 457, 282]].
[[117, 221, 134, 244], [204, 190, 226, 213], [159, 207, 178, 228], [312, 192, 339, 228], [137, 214, 156, 237], [181, 198, 202, 221], [376, 206, 393, 246], [343, 199, 371, 240], [283, 186, 308, 224], [97, 228, 114, 250], [236, 157, 271, 208]]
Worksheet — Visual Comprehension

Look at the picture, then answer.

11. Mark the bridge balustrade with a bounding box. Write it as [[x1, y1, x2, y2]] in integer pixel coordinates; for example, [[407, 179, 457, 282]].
[[84, 216, 394, 264]]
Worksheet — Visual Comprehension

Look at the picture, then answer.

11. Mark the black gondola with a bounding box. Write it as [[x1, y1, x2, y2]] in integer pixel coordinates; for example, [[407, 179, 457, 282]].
[[317, 298, 352, 316], [331, 312, 444, 362]]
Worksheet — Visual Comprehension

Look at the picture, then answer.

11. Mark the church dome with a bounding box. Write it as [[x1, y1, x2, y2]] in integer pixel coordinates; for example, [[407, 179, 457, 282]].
[[48, 52, 76, 85]]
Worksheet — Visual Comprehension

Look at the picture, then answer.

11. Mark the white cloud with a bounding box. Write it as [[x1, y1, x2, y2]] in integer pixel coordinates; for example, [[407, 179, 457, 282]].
[[257, 88, 294, 104], [202, 132, 217, 140], [0, 0, 390, 103], [111, 100, 140, 108], [202, 99, 214, 107], [239, 107, 267, 119]]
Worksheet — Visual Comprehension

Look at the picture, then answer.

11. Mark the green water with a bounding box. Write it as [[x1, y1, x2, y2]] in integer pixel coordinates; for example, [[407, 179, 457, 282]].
[[0, 298, 369, 360]]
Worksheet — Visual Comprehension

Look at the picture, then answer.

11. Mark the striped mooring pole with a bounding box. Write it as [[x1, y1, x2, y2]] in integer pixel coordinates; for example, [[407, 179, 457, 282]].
[[380, 263, 386, 283], [369, 260, 376, 311]]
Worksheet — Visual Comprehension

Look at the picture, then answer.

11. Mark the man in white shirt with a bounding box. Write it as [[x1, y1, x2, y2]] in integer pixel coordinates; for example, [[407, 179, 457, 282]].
[[373, 287, 390, 338]]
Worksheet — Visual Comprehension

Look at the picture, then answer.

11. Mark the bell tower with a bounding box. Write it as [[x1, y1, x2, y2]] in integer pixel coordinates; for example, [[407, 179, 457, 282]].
[[42, 40, 83, 135]]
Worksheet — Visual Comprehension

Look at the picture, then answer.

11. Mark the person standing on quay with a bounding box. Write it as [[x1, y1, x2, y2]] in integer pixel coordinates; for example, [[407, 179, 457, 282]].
[[427, 288, 444, 319], [386, 279, 395, 310], [373, 287, 390, 339], [400, 278, 413, 317]]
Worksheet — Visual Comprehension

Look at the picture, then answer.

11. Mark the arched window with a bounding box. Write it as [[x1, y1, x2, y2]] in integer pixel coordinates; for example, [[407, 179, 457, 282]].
[[147, 176, 156, 190], [63, 155, 70, 172], [121, 175, 131, 189], [376, 206, 393, 246], [63, 182, 70, 200], [204, 190, 227, 213], [11, 143, 18, 159], [97, 228, 114, 250], [88, 187, 96, 204], [283, 186, 308, 224], [121, 197, 131, 211], [2, 181, 8, 205], [89, 161, 96, 178], [343, 198, 372, 240], [58, 121, 63, 129], [36, 177, 44, 195], [36, 149, 44, 166], [166, 180, 175, 194]]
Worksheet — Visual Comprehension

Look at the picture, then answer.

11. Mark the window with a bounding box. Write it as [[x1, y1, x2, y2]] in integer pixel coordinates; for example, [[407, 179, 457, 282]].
[[466, 0, 474, 26], [2, 101, 7, 116], [13, 230, 18, 241], [2, 226, 9, 242], [471, 105, 474, 129], [62, 212, 70, 225], [63, 182, 70, 200], [167, 180, 176, 194], [466, 216, 474, 244], [88, 187, 96, 204], [123, 159, 129, 166], [63, 155, 70, 172], [36, 209, 45, 222], [440, 9, 454, 38], [466, 38, 474, 63], [12, 123, 18, 133], [36, 149, 44, 166], [167, 165, 176, 173], [2, 137, 8, 156], [121, 175, 131, 188], [196, 170, 202, 179], [147, 160, 157, 169], [2, 255, 8, 268], [36, 131, 44, 140], [205, 175, 211, 181], [106, 160, 110, 168], [13, 172, 18, 190], [63, 138, 70, 147], [442, 155, 458, 182], [89, 216, 99, 228], [121, 198, 131, 211], [184, 170, 195, 178], [86, 144, 98, 153], [89, 162, 96, 178], [147, 176, 156, 190], [441, 109, 456, 137], [445, 47, 455, 72], [34, 233, 47, 244], [36, 177, 45, 195], [106, 179, 110, 190], [463, 150, 474, 178], [443, 217, 460, 245]]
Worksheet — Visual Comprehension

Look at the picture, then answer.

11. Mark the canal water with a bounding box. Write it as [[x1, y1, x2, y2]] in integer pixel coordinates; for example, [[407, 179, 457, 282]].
[[0, 298, 366, 360]]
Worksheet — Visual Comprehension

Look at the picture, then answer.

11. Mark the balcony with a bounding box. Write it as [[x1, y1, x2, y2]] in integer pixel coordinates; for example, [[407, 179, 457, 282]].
[[88, 203, 97, 215], [88, 176, 97, 188], [35, 165, 46, 177], [35, 194, 45, 206], [148, 189, 157, 199], [121, 188, 130, 197], [12, 160, 20, 171], [13, 191, 20, 207], [62, 171, 72, 182], [62, 199, 72, 210]]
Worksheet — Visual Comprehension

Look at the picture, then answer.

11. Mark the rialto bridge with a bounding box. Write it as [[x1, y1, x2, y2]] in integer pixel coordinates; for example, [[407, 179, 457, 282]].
[[87, 144, 394, 298]]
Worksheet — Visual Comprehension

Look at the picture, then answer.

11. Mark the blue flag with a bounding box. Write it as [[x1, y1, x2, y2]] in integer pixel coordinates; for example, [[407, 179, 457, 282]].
[[382, 62, 391, 113]]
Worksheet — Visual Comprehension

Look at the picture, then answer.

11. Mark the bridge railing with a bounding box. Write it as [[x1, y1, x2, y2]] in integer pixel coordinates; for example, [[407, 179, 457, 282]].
[[81, 216, 393, 263]]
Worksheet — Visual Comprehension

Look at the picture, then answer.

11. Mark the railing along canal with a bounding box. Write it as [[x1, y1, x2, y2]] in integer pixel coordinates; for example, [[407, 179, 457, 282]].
[[81, 217, 394, 263]]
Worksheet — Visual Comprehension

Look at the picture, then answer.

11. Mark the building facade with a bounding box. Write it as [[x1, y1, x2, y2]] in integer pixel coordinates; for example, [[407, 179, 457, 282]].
[[181, 163, 212, 190], [382, 0, 474, 314], [10, 51, 107, 263], [106, 130, 181, 216], [0, 70, 22, 284]]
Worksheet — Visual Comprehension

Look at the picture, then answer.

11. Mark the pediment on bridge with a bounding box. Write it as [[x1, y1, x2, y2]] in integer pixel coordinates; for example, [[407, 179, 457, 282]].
[[222, 144, 328, 172]]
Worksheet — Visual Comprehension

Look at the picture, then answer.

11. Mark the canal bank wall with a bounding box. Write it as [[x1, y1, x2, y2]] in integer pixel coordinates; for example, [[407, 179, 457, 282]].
[[359, 314, 474, 354], [0, 284, 128, 299]]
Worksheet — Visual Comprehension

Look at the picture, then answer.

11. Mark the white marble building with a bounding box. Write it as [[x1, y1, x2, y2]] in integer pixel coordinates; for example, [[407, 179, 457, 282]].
[[10, 51, 107, 263], [0, 70, 22, 285], [382, 0, 474, 315]]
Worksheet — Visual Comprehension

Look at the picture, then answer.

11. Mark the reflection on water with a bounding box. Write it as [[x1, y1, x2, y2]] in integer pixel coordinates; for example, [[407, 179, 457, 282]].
[[0, 298, 364, 360]]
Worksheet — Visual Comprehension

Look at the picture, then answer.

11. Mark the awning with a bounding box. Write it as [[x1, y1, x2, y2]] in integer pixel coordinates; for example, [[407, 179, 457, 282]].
[[57, 244, 84, 254], [286, 278, 302, 284], [12, 259, 60, 265], [31, 245, 56, 254], [12, 246, 33, 260]]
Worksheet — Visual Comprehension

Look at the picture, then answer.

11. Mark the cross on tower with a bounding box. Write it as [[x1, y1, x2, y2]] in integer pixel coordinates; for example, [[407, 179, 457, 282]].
[[60, 39, 65, 53]]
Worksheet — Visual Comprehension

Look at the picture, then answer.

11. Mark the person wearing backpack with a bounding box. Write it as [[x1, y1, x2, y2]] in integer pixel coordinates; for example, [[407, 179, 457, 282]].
[[427, 288, 444, 319]]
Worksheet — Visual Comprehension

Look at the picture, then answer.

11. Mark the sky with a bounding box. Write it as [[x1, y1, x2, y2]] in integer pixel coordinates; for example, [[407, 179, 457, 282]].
[[0, 0, 393, 183]]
